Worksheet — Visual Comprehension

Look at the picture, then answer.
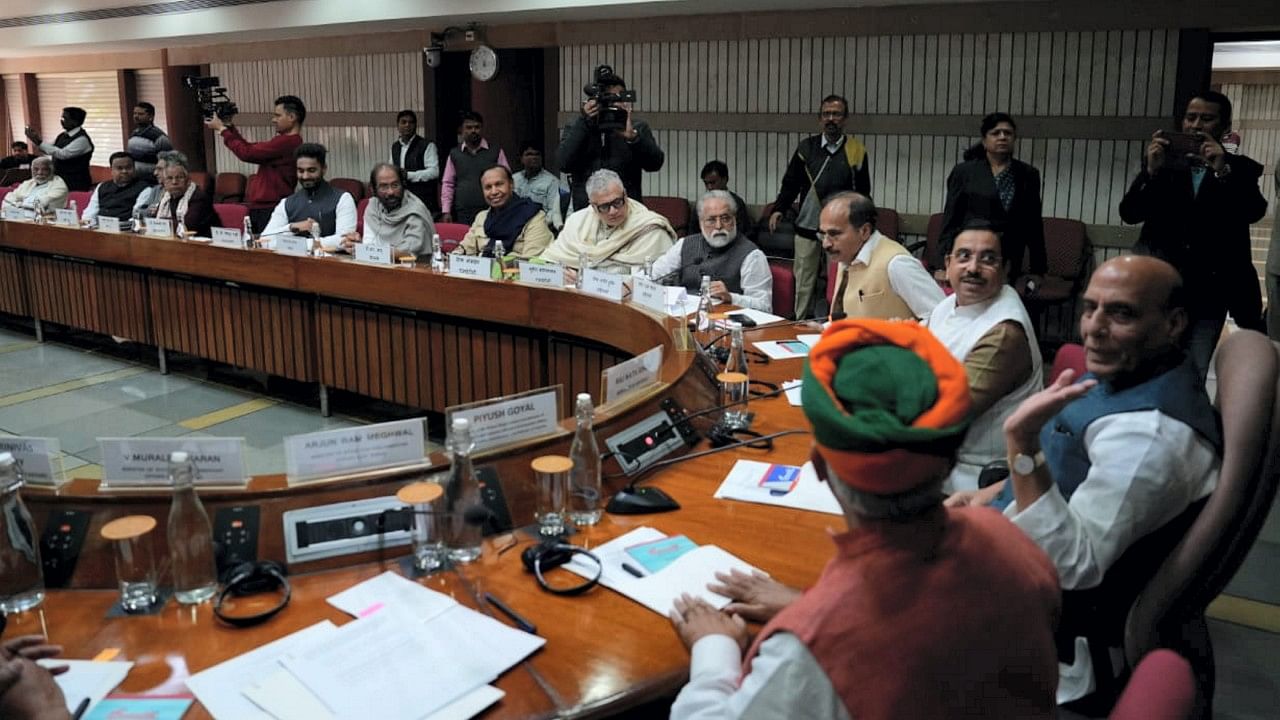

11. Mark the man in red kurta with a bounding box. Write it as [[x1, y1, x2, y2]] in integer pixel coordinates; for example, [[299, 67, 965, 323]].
[[668, 319, 1062, 719], [205, 95, 306, 233]]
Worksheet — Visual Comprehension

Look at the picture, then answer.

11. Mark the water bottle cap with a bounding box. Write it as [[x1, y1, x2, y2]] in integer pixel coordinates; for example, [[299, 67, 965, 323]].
[[170, 451, 189, 463], [576, 392, 591, 402], [452, 417, 470, 431], [0, 451, 14, 468]]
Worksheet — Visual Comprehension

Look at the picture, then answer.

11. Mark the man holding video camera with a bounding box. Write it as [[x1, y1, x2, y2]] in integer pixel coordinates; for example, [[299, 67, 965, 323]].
[[205, 95, 306, 232], [1119, 90, 1268, 380], [558, 65, 664, 212]]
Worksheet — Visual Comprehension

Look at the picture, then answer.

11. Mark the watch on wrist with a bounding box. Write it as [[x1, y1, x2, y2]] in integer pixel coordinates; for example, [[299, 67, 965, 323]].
[[1214, 163, 1231, 179], [1011, 450, 1046, 476]]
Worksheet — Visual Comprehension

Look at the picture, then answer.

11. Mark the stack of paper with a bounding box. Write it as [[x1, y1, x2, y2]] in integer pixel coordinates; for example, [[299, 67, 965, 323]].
[[186, 572, 543, 720], [713, 460, 842, 516], [564, 527, 764, 615], [40, 659, 134, 718]]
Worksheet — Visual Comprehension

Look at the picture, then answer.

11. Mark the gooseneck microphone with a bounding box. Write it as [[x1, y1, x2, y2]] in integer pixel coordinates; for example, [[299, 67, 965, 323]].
[[650, 255, 705, 286]]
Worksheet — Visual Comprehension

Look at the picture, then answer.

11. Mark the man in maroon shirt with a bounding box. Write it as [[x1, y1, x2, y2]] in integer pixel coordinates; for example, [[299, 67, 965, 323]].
[[206, 95, 306, 232]]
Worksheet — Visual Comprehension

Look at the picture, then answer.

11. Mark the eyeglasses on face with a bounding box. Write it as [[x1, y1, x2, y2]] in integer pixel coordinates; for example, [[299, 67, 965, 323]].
[[593, 196, 626, 213]]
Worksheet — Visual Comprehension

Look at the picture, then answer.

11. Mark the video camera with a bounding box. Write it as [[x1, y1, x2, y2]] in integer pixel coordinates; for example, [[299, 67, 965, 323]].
[[184, 75, 239, 122], [583, 65, 637, 133]]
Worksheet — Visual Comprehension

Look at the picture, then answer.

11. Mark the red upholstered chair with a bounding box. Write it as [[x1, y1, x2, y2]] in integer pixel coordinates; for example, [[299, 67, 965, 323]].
[[212, 203, 248, 230], [1109, 650, 1196, 720], [214, 172, 247, 203], [89, 165, 112, 184], [436, 222, 469, 254], [330, 178, 366, 202], [924, 212, 945, 273], [1121, 330, 1280, 719], [1024, 217, 1090, 305], [188, 170, 214, 198], [1049, 343, 1086, 382], [0, 187, 10, 206], [768, 260, 795, 320], [355, 197, 370, 235], [877, 207, 900, 242], [67, 191, 93, 216], [644, 196, 691, 237]]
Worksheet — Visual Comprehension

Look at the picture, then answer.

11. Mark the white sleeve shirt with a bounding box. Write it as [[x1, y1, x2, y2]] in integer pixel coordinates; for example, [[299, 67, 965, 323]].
[[38, 127, 92, 161], [649, 239, 774, 312], [671, 633, 851, 720], [395, 139, 440, 184], [81, 183, 103, 224], [885, 254, 945, 319], [259, 193, 357, 252]]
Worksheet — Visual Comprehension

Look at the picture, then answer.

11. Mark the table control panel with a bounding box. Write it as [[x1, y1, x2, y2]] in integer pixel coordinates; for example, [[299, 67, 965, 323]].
[[40, 509, 90, 588]]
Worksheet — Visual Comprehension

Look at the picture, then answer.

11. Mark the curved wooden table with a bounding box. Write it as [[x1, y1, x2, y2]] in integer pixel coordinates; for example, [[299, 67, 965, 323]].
[[0, 221, 835, 719]]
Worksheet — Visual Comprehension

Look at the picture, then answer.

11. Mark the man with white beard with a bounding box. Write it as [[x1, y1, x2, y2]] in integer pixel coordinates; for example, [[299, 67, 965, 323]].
[[650, 190, 773, 312]]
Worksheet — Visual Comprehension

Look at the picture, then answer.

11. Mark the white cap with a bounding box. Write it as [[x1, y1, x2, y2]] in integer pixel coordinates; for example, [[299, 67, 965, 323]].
[[0, 451, 13, 467], [170, 451, 189, 463], [452, 417, 470, 431], [577, 393, 591, 402]]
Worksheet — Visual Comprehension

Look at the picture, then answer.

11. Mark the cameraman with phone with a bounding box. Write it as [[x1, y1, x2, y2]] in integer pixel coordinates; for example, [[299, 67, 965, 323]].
[[1119, 91, 1268, 380], [558, 66, 664, 212], [205, 94, 306, 233]]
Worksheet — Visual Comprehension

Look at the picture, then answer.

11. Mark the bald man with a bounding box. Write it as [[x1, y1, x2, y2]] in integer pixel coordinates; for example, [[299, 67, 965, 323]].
[[950, 256, 1221, 707]]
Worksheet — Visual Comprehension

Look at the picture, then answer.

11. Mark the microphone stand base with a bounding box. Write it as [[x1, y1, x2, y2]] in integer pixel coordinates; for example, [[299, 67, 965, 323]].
[[606, 486, 681, 514]]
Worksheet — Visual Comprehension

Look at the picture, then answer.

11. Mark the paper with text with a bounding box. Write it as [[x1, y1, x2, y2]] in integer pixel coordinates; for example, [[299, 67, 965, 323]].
[[714, 459, 842, 515]]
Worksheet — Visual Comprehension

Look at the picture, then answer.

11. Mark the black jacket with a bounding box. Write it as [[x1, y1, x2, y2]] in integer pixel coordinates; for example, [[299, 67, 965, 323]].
[[771, 134, 871, 235], [941, 157, 1047, 277], [558, 116, 664, 210], [1118, 153, 1268, 328]]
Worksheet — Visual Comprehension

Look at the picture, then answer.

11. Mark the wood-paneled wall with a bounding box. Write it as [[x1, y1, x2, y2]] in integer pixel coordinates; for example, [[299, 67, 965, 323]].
[[210, 53, 424, 181], [1220, 81, 1280, 221], [559, 30, 1180, 226]]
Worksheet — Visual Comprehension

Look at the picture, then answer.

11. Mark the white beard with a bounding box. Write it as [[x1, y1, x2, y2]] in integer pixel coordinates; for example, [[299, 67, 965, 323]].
[[705, 230, 733, 248]]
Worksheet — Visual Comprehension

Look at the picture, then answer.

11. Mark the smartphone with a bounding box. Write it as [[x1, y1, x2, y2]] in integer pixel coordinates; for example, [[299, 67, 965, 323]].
[[1161, 131, 1204, 168], [727, 313, 757, 327]]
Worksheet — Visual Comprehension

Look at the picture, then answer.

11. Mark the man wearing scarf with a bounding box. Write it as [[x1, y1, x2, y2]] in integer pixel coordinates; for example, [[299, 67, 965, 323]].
[[2, 157, 67, 215], [538, 169, 674, 276], [347, 163, 436, 262], [668, 319, 1060, 720], [650, 190, 772, 312], [154, 158, 216, 237], [453, 165, 552, 258]]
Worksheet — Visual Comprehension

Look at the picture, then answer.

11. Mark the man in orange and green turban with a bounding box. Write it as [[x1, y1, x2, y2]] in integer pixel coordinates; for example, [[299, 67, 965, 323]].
[[667, 319, 1061, 720]]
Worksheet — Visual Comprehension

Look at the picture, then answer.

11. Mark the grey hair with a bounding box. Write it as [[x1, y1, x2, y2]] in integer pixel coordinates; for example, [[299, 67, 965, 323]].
[[827, 466, 944, 521], [697, 190, 738, 219], [31, 155, 53, 169], [157, 150, 187, 168], [584, 169, 624, 198]]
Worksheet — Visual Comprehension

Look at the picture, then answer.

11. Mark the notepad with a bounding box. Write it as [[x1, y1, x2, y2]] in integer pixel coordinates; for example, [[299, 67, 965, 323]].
[[40, 660, 133, 718], [624, 534, 697, 574]]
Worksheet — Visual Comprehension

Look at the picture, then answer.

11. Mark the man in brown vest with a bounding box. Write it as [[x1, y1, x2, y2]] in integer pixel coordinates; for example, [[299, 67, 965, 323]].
[[821, 192, 942, 321], [667, 319, 1061, 720]]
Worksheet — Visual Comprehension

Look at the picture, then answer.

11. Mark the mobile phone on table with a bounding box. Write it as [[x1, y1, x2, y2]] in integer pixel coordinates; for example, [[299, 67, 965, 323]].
[[727, 313, 757, 327]]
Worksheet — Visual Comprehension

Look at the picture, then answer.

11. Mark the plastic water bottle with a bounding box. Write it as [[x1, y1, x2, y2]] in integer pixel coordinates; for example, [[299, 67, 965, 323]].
[[132, 207, 145, 233], [167, 451, 218, 604], [643, 256, 655, 279], [309, 223, 322, 256], [443, 418, 483, 563], [722, 322, 750, 429], [695, 274, 715, 346], [430, 233, 445, 272], [568, 394, 602, 526], [176, 220, 187, 239], [69, 198, 78, 221], [575, 251, 588, 289], [0, 453, 45, 613], [241, 216, 253, 248]]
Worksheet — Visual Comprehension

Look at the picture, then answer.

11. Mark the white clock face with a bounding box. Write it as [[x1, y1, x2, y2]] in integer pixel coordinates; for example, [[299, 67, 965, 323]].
[[470, 46, 498, 81]]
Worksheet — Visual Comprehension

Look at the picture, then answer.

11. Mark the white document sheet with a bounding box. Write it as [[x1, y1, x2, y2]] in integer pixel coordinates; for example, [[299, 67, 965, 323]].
[[40, 659, 133, 716], [434, 605, 545, 676], [280, 608, 494, 720], [563, 527, 764, 615], [731, 308, 786, 325], [185, 620, 339, 720], [665, 287, 701, 317], [325, 570, 458, 620], [783, 379, 803, 406], [714, 460, 842, 516], [244, 668, 504, 720], [752, 340, 810, 360], [796, 333, 823, 347]]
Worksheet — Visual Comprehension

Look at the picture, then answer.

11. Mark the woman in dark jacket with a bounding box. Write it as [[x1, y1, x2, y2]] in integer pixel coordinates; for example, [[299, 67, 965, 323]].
[[941, 112, 1047, 292]]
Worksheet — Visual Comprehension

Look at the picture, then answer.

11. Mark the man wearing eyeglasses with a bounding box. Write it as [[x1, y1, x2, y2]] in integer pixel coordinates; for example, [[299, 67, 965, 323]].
[[539, 169, 675, 279], [924, 222, 1042, 492], [650, 190, 772, 312]]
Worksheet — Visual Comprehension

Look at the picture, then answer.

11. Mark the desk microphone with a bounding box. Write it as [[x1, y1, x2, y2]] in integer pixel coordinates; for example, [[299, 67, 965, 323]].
[[650, 255, 705, 286], [606, 447, 681, 515]]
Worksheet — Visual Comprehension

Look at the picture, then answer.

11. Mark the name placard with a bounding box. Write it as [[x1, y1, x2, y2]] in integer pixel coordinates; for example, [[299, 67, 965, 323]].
[[446, 387, 561, 453], [582, 267, 624, 302], [354, 242, 394, 266], [284, 418, 426, 484], [211, 227, 243, 248], [631, 276, 667, 314], [145, 218, 172, 237], [98, 216, 121, 233], [449, 254, 492, 280], [0, 437, 64, 487], [99, 437, 247, 487], [603, 345, 665, 403], [517, 261, 565, 288], [54, 208, 78, 226], [1, 206, 26, 221], [275, 235, 311, 256]]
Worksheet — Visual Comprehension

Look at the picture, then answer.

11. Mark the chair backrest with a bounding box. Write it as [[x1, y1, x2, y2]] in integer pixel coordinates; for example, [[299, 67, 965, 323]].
[[214, 172, 247, 203], [1125, 331, 1280, 664], [67, 191, 93, 216], [212, 203, 248, 230], [645, 196, 691, 236], [768, 260, 795, 320], [89, 165, 112, 184], [924, 212, 945, 272], [1025, 217, 1089, 282], [355, 197, 370, 234], [0, 187, 10, 206], [1050, 343, 1086, 381], [1109, 650, 1196, 720], [436, 222, 469, 253], [188, 170, 214, 198], [877, 207, 900, 241], [330, 177, 366, 202]]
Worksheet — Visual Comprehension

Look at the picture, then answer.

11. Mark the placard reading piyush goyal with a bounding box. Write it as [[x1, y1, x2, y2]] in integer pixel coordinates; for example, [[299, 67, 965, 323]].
[[446, 387, 561, 452], [284, 418, 427, 484]]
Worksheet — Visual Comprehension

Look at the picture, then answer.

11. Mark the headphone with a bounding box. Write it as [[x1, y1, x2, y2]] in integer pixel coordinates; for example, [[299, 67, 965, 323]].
[[214, 560, 291, 628], [520, 541, 602, 596]]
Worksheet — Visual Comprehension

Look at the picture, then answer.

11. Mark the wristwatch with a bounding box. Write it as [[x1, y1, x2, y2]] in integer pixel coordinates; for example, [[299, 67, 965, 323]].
[[1214, 163, 1232, 179], [1010, 450, 1046, 476]]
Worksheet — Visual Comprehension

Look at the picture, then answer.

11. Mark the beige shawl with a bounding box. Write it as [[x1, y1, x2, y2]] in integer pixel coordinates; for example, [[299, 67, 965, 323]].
[[538, 198, 675, 272]]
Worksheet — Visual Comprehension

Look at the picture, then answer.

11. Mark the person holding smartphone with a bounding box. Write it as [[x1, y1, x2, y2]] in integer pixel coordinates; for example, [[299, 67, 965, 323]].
[[1118, 91, 1268, 381]]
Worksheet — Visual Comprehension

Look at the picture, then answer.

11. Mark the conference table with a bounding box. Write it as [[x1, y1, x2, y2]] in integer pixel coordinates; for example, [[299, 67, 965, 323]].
[[0, 220, 839, 719]]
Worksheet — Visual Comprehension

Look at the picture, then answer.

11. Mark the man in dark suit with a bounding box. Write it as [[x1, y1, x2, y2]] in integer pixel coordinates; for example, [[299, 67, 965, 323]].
[[1119, 90, 1268, 380]]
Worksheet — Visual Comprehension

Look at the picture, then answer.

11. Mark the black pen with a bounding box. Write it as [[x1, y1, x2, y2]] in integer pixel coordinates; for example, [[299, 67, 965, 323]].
[[622, 562, 646, 578], [484, 592, 537, 634], [72, 698, 90, 720]]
